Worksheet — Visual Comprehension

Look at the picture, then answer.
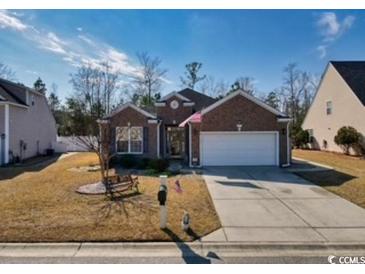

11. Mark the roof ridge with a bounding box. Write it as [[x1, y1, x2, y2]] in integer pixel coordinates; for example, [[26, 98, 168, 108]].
[[0, 77, 32, 90]]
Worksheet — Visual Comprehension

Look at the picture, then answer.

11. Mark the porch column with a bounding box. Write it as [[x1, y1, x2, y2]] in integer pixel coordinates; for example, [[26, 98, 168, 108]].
[[4, 104, 9, 164]]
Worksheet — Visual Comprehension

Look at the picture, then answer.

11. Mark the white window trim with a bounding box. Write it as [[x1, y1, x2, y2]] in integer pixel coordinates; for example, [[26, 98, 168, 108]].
[[155, 102, 166, 107], [183, 102, 195, 107], [116, 126, 144, 155]]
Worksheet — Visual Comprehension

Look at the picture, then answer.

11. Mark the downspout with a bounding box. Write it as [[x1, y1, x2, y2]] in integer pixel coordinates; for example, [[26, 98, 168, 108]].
[[282, 121, 291, 167]]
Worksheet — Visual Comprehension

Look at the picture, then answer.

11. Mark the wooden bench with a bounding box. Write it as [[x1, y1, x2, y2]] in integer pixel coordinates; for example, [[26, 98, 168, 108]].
[[106, 174, 139, 194]]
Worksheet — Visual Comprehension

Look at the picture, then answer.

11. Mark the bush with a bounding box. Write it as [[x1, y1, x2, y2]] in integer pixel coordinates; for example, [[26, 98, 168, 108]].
[[334, 126, 362, 155], [119, 155, 137, 168], [136, 158, 150, 169], [147, 159, 169, 172], [293, 128, 310, 148]]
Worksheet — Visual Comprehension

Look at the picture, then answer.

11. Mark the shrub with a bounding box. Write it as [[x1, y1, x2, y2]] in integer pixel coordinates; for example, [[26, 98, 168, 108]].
[[334, 126, 362, 155], [119, 155, 137, 168], [136, 158, 150, 169], [147, 159, 169, 172], [293, 128, 310, 149]]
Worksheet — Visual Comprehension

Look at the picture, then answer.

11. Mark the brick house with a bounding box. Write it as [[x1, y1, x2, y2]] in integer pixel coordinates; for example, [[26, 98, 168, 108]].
[[99, 88, 291, 167]]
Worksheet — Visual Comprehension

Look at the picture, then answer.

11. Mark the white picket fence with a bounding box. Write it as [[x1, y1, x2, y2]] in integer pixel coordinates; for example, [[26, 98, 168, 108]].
[[54, 136, 96, 153]]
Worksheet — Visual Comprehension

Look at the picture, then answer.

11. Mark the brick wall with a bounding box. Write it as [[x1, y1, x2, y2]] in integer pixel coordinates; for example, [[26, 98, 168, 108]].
[[192, 95, 290, 166], [156, 96, 193, 125], [109, 106, 158, 158]]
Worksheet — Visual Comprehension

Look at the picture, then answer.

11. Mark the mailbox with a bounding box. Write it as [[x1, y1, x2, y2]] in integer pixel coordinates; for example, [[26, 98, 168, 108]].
[[158, 185, 167, 206]]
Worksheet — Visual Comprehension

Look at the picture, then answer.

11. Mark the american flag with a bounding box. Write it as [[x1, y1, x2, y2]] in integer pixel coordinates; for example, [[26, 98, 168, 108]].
[[174, 180, 183, 193]]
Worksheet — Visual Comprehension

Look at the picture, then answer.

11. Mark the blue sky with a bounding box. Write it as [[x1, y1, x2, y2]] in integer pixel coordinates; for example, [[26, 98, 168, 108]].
[[0, 9, 363, 101]]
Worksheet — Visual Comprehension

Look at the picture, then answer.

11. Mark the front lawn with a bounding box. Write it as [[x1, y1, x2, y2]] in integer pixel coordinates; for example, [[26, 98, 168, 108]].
[[0, 153, 220, 242], [293, 149, 365, 208]]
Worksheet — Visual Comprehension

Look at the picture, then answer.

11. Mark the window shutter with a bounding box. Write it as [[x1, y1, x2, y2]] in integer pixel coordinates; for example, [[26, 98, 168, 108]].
[[143, 127, 149, 153], [110, 127, 116, 154]]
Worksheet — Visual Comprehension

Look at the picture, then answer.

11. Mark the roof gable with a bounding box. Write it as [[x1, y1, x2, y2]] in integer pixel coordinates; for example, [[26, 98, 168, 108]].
[[330, 61, 365, 106], [178, 88, 217, 111], [159, 91, 191, 102], [201, 89, 287, 117], [106, 103, 156, 119]]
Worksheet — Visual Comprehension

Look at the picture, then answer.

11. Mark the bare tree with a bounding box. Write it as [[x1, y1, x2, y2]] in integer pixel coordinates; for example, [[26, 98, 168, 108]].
[[131, 52, 167, 106], [100, 62, 119, 115], [68, 62, 122, 198], [0, 62, 16, 80], [69, 62, 121, 119], [199, 76, 229, 98], [280, 63, 312, 125], [230, 76, 256, 95], [180, 62, 206, 89], [303, 73, 320, 113]]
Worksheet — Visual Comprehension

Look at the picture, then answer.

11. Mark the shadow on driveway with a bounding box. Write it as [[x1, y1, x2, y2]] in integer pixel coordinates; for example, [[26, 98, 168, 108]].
[[203, 164, 356, 187], [215, 181, 263, 189]]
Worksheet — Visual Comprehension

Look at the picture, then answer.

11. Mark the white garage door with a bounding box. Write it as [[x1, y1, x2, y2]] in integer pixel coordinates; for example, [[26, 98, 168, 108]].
[[200, 132, 278, 166]]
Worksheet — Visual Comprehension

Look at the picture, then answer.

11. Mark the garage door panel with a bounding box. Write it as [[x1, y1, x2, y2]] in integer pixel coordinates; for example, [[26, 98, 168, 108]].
[[201, 132, 278, 166]]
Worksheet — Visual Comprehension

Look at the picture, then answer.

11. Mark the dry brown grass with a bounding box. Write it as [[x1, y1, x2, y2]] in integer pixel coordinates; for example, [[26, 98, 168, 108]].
[[0, 153, 220, 242], [293, 149, 365, 208]]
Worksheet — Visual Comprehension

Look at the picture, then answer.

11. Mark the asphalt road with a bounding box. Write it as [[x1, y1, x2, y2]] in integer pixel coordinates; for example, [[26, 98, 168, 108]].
[[0, 256, 329, 264]]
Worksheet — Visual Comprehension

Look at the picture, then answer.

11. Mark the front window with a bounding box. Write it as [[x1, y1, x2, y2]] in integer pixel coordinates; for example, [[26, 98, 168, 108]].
[[326, 101, 332, 115], [116, 127, 143, 154]]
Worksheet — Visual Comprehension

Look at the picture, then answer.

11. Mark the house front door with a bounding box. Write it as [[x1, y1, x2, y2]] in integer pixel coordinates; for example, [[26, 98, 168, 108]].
[[166, 126, 185, 158]]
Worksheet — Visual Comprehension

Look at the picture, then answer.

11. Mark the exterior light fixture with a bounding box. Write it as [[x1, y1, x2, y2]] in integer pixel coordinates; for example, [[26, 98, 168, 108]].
[[236, 120, 243, 131]]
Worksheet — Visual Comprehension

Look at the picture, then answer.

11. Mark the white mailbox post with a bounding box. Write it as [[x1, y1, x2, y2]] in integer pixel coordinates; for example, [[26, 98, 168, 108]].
[[158, 175, 168, 229]]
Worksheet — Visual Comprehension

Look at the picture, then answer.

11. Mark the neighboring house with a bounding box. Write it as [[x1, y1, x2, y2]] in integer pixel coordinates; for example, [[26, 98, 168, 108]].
[[99, 88, 291, 167], [302, 61, 365, 154], [0, 78, 57, 165]]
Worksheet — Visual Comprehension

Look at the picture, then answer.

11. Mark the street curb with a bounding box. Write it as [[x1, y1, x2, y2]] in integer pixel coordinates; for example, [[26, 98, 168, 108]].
[[2, 242, 365, 258]]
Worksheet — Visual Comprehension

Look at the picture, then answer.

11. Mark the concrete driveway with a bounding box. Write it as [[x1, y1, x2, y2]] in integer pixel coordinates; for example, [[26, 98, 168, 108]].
[[202, 166, 365, 243]]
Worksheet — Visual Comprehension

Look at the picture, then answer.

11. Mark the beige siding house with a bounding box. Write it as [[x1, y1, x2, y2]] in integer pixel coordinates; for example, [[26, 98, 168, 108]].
[[302, 61, 365, 154], [0, 78, 57, 165]]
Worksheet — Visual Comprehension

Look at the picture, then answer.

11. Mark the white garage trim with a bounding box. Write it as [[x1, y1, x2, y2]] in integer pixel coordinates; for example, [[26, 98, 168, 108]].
[[200, 131, 279, 166]]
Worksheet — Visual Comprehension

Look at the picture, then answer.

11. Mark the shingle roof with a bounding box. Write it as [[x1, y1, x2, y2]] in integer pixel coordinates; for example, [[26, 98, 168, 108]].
[[330, 61, 365, 106], [178, 88, 217, 111], [0, 78, 29, 105]]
